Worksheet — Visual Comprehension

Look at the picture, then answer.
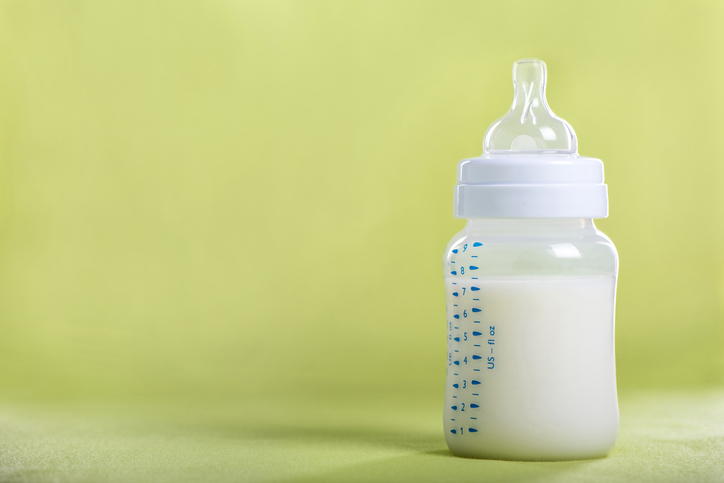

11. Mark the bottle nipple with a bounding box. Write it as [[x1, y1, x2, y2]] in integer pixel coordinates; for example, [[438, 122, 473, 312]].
[[483, 59, 577, 154]]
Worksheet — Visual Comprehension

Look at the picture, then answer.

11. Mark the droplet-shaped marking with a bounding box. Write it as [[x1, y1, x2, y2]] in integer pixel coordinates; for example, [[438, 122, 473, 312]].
[[450, 271, 457, 275], [453, 383, 459, 388], [452, 292, 458, 297], [472, 308, 481, 313], [471, 380, 481, 385], [469, 428, 478, 433], [469, 266, 479, 271], [470, 287, 480, 291], [470, 403, 480, 409], [472, 355, 482, 360], [452, 249, 458, 254], [451, 429, 457, 434], [473, 242, 483, 247], [472, 331, 482, 336], [451, 405, 458, 410]]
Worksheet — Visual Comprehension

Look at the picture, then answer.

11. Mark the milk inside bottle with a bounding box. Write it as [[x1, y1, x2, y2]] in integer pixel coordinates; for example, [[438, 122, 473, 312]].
[[443, 59, 619, 461]]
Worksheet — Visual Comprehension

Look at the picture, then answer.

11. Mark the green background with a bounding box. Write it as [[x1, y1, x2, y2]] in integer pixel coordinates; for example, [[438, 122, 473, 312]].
[[0, 1, 722, 482]]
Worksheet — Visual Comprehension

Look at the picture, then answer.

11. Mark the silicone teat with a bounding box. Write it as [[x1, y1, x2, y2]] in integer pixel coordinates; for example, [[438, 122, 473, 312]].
[[483, 59, 577, 154]]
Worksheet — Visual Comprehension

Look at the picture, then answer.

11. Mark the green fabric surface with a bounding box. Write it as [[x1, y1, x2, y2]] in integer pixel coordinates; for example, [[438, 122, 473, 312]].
[[1, 389, 722, 483]]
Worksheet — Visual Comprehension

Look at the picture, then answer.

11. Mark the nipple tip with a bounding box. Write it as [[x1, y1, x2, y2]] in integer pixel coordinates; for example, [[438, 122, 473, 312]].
[[514, 58, 545, 64], [512, 58, 546, 84]]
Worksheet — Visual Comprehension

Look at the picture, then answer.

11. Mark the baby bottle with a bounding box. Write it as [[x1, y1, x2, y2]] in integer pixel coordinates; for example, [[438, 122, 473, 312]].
[[443, 59, 618, 461]]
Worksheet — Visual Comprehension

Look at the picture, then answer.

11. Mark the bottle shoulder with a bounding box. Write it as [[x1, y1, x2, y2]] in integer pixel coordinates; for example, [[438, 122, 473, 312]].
[[443, 223, 617, 277]]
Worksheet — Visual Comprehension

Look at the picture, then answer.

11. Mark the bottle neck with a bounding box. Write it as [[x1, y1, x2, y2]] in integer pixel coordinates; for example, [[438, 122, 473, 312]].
[[464, 218, 596, 236]]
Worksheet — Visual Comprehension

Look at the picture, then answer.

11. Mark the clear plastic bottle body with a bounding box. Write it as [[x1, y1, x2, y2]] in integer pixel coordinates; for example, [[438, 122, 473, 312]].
[[442, 218, 618, 461]]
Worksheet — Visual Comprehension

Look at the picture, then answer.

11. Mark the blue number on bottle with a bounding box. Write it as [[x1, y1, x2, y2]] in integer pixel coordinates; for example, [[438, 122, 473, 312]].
[[460, 266, 465, 275], [463, 244, 468, 252], [489, 326, 495, 336], [461, 403, 466, 411], [463, 379, 466, 388], [462, 288, 466, 295], [464, 332, 467, 341], [463, 310, 467, 318], [464, 356, 468, 365]]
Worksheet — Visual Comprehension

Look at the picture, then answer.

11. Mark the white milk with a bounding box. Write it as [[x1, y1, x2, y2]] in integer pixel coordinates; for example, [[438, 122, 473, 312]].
[[443, 275, 618, 460]]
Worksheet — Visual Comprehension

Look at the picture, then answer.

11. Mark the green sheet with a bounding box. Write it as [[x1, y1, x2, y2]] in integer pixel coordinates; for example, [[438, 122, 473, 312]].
[[1, 389, 722, 482]]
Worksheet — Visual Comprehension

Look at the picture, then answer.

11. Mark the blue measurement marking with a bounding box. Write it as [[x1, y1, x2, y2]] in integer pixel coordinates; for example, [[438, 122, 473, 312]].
[[470, 287, 480, 291], [453, 395, 457, 398], [474, 321, 480, 323], [472, 277, 478, 279], [454, 361, 460, 365], [453, 315, 459, 319], [471, 380, 481, 385], [473, 242, 483, 247], [469, 266, 479, 270], [452, 249, 458, 254], [451, 418, 455, 421], [472, 331, 482, 336], [474, 344, 481, 347], [472, 393, 479, 396], [473, 298, 479, 301], [470, 404, 479, 408], [454, 349, 458, 352], [454, 373, 458, 376], [453, 383, 459, 388], [452, 282, 457, 285], [451, 406, 458, 410], [470, 417, 477, 420], [450, 429, 457, 434], [472, 308, 481, 313], [471, 255, 478, 258], [450, 261, 455, 264], [454, 327, 458, 329], [474, 368, 480, 371], [454, 337, 460, 342], [452, 292, 458, 297], [450, 271, 457, 275], [469, 428, 478, 432], [453, 304, 458, 307], [473, 355, 482, 360]]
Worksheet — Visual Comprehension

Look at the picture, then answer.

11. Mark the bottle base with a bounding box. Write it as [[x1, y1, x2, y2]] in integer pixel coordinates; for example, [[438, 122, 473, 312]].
[[446, 443, 614, 462]]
